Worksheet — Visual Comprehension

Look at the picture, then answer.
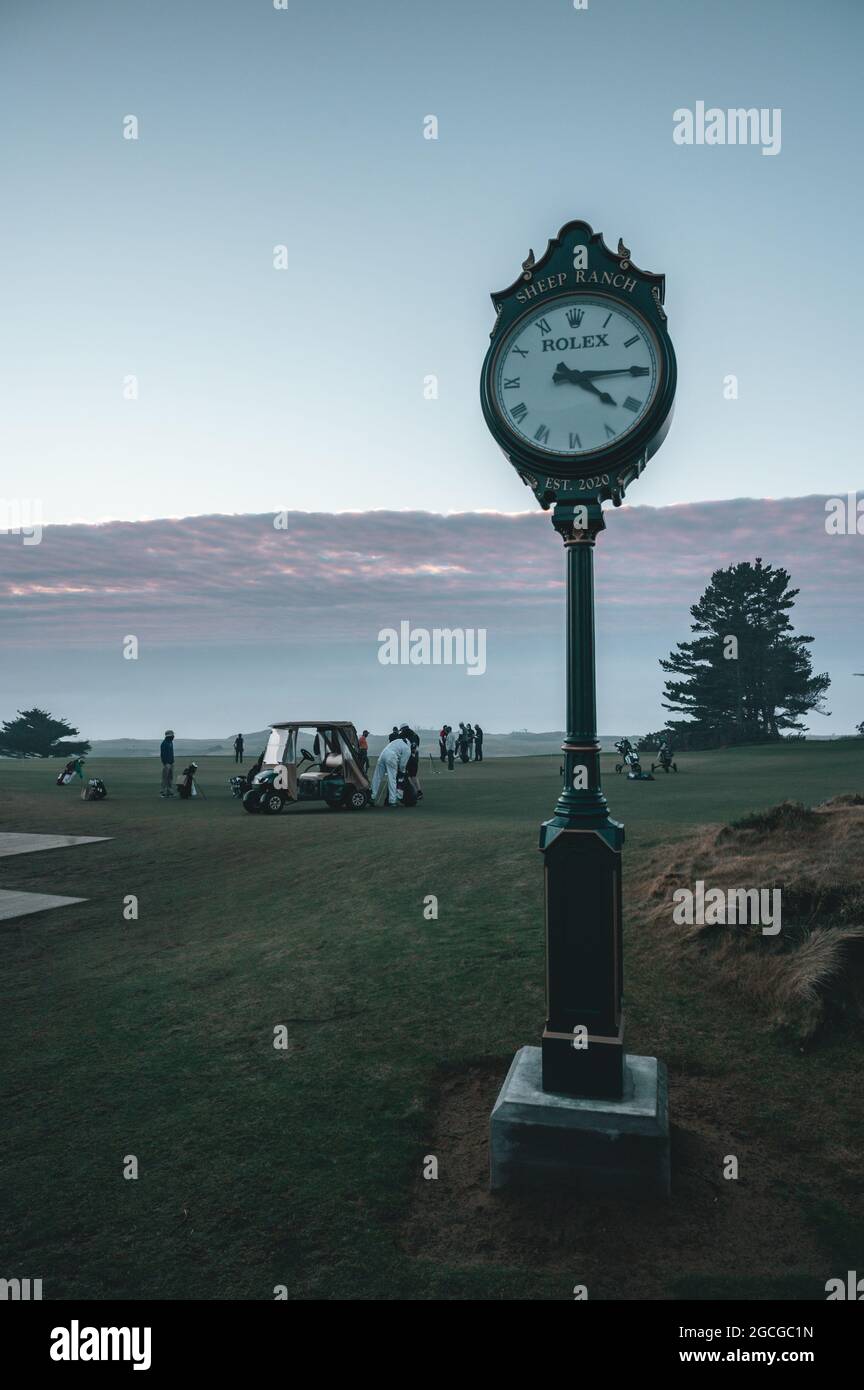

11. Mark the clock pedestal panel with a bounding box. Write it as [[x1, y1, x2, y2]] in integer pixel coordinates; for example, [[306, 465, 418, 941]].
[[540, 827, 624, 1099]]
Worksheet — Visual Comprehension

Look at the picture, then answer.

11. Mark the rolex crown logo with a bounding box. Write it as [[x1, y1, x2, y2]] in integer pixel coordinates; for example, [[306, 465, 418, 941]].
[[566, 307, 585, 328]]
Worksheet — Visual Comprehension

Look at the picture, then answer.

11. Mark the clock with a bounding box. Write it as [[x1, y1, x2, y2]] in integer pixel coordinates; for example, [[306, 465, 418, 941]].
[[480, 220, 676, 507], [490, 293, 660, 459]]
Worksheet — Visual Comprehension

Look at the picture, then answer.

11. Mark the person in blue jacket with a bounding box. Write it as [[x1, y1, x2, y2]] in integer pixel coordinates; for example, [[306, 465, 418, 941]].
[[160, 729, 175, 798]]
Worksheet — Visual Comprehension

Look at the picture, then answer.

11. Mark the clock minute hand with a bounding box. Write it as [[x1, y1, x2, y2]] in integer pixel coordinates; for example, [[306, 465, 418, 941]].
[[553, 363, 648, 384], [578, 365, 650, 380]]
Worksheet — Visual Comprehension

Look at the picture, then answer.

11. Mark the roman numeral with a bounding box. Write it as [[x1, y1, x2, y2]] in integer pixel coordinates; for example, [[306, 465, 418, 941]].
[[566, 308, 584, 327], [511, 344, 529, 358], [623, 335, 639, 348], [534, 424, 550, 445], [536, 318, 551, 334], [622, 396, 642, 413], [602, 313, 612, 328], [569, 432, 582, 450], [510, 402, 528, 423], [503, 377, 520, 389], [604, 424, 616, 439]]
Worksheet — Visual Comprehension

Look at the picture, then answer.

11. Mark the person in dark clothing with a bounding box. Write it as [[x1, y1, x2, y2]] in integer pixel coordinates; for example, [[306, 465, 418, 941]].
[[234, 733, 244, 763], [160, 730, 175, 797], [399, 724, 423, 803], [474, 724, 484, 761], [438, 726, 447, 762], [358, 730, 369, 773], [400, 728, 425, 806]]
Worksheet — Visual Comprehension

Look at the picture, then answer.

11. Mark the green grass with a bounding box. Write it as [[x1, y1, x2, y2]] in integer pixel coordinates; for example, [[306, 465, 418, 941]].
[[1, 740, 863, 1300]]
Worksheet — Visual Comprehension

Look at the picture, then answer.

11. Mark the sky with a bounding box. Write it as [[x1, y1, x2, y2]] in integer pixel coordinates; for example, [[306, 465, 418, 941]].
[[0, 0, 862, 736], [1, 497, 860, 737]]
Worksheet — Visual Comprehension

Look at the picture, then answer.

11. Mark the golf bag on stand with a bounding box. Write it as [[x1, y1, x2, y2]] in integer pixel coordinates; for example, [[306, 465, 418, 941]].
[[650, 739, 678, 774], [614, 738, 654, 781], [177, 763, 199, 799]]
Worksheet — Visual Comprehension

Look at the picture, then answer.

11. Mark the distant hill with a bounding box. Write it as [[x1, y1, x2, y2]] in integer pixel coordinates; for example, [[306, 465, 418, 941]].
[[85, 728, 636, 758], [84, 733, 272, 758], [46, 726, 858, 761]]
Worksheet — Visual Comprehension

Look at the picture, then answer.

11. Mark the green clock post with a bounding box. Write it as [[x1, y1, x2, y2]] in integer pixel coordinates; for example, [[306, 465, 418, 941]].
[[482, 221, 676, 1195]]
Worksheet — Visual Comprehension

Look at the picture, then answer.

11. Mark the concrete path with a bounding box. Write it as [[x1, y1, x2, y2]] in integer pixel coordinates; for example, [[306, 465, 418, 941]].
[[0, 889, 87, 922], [0, 833, 111, 858]]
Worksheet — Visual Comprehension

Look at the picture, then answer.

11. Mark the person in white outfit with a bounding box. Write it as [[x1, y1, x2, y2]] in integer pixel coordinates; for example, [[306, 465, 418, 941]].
[[371, 734, 410, 806], [445, 725, 456, 771]]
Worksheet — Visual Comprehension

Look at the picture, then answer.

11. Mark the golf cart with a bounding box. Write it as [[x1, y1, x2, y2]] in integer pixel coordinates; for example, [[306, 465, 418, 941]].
[[242, 721, 371, 815]]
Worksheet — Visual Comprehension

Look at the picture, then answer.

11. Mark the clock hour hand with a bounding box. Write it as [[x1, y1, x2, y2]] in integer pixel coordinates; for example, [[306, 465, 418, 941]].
[[552, 363, 616, 405]]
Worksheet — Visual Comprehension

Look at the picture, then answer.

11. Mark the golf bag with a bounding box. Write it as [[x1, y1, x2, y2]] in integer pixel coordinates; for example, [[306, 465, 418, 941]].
[[177, 763, 198, 799], [81, 778, 107, 801], [614, 739, 654, 781], [397, 773, 418, 807], [228, 775, 247, 799], [651, 743, 678, 774], [56, 759, 81, 786]]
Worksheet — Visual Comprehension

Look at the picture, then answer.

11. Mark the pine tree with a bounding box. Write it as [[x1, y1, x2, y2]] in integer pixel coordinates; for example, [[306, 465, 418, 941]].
[[0, 708, 91, 759], [660, 559, 830, 745]]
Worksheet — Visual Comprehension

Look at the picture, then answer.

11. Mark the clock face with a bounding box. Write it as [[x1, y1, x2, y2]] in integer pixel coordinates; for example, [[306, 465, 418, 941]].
[[491, 293, 661, 459]]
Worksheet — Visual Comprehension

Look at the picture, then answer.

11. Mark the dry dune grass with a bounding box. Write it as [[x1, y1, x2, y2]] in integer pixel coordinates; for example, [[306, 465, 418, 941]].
[[637, 797, 864, 1038]]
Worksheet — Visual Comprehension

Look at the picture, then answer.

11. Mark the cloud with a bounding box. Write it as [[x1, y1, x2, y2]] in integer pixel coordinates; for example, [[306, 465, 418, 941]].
[[0, 497, 860, 648]]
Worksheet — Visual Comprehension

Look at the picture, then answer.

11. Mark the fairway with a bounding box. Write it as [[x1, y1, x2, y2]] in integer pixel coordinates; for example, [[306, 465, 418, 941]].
[[2, 742, 863, 1300]]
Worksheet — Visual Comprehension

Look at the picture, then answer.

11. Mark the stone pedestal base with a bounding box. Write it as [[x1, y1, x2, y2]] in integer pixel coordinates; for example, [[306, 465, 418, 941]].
[[490, 1046, 670, 1197]]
